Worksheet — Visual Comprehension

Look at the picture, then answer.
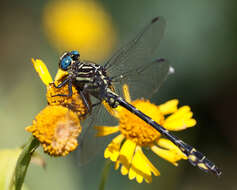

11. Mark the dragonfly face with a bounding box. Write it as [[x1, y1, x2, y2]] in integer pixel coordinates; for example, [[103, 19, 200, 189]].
[[59, 50, 80, 71]]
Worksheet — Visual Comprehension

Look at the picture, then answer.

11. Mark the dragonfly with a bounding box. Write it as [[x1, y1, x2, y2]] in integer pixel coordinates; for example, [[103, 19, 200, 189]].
[[53, 16, 221, 176]]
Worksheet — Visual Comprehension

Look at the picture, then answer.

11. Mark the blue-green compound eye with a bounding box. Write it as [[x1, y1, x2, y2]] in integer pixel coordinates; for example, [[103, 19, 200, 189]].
[[70, 50, 80, 57], [60, 56, 72, 70]]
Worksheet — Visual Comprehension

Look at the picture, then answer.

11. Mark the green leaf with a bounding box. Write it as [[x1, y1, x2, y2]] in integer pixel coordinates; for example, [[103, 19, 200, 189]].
[[14, 136, 40, 190]]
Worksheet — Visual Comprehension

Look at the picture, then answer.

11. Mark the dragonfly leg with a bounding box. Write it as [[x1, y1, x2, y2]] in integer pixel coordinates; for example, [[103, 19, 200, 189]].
[[52, 79, 73, 97], [92, 101, 102, 107], [53, 78, 69, 88], [78, 89, 91, 114]]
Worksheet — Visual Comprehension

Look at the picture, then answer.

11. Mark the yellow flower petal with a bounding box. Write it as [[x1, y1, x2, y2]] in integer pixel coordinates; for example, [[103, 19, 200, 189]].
[[151, 138, 187, 166], [130, 157, 149, 183], [157, 138, 187, 160], [104, 134, 124, 162], [165, 106, 191, 120], [129, 147, 160, 183], [119, 139, 136, 173], [114, 160, 120, 170], [121, 165, 129, 176], [136, 174, 144, 184], [163, 106, 196, 131], [136, 147, 160, 177], [122, 84, 131, 103], [94, 126, 120, 136], [159, 99, 178, 115], [32, 58, 53, 86], [151, 146, 177, 166], [128, 165, 137, 180]]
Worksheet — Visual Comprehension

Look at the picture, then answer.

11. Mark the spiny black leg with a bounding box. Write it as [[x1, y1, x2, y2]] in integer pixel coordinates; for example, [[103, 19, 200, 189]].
[[79, 90, 91, 113], [52, 79, 73, 97], [54, 78, 70, 88], [67, 80, 73, 96]]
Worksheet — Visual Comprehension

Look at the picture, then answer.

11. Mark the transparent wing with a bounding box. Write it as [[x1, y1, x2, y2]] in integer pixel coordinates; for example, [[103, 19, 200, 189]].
[[75, 99, 118, 165], [104, 16, 169, 99], [112, 58, 172, 100]]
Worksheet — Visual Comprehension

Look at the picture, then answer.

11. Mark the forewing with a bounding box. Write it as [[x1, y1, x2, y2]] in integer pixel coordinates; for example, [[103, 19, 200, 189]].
[[105, 16, 166, 81], [112, 58, 172, 100]]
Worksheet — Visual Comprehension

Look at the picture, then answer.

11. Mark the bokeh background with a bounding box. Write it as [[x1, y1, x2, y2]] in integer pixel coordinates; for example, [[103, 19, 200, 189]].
[[0, 0, 236, 189]]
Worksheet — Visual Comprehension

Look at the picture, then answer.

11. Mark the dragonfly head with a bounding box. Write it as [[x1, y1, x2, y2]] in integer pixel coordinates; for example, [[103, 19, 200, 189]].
[[59, 50, 80, 71]]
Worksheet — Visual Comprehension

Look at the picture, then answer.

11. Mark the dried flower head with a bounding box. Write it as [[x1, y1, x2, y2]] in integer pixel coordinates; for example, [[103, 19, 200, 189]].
[[26, 106, 81, 156]]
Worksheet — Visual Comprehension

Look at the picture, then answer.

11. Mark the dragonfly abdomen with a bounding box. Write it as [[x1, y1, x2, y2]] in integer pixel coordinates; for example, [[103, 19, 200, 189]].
[[107, 91, 221, 176]]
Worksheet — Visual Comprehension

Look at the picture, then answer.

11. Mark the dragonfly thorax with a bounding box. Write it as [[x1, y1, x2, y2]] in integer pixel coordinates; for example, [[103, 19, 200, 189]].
[[71, 60, 116, 104]]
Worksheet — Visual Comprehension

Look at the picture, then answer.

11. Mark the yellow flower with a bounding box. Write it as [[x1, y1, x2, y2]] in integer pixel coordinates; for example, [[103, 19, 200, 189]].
[[42, 0, 117, 61], [95, 84, 196, 183], [26, 106, 81, 156], [27, 59, 87, 156]]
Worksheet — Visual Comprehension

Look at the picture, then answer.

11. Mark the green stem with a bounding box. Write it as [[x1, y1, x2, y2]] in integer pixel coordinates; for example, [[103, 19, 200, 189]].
[[14, 136, 40, 190], [99, 160, 112, 190]]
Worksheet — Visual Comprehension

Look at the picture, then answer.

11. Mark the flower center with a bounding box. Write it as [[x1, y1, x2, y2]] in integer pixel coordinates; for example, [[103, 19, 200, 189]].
[[118, 99, 165, 146]]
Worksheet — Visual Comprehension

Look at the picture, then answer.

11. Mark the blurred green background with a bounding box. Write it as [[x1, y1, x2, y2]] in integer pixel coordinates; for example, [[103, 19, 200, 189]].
[[0, 0, 236, 189]]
